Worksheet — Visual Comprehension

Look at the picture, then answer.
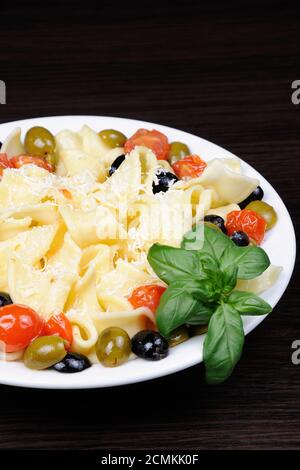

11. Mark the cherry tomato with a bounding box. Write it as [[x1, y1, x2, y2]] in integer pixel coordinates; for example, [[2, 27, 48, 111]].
[[124, 129, 170, 160], [43, 313, 73, 349], [226, 209, 267, 245], [128, 285, 166, 313], [0, 304, 44, 353], [0, 153, 13, 176], [172, 155, 207, 179], [10, 155, 54, 172]]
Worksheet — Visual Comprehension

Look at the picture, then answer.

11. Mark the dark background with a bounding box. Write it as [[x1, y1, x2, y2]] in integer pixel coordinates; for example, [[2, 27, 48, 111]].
[[0, 0, 299, 450]]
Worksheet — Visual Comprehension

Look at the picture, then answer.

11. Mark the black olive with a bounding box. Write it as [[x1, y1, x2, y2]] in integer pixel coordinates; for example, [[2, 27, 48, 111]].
[[0, 292, 12, 307], [230, 230, 249, 246], [239, 186, 264, 209], [53, 352, 91, 373], [152, 168, 178, 194], [131, 330, 169, 361], [109, 154, 126, 176], [204, 214, 227, 234]]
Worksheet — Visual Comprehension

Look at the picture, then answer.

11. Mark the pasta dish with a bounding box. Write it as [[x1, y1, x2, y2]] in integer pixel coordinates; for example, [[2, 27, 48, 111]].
[[0, 124, 281, 382]]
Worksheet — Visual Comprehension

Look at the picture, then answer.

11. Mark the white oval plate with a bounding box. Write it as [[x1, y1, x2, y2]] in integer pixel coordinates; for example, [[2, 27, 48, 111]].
[[0, 116, 296, 389]]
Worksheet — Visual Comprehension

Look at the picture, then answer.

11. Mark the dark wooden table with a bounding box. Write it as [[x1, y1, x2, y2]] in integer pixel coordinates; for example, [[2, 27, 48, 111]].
[[0, 0, 299, 450]]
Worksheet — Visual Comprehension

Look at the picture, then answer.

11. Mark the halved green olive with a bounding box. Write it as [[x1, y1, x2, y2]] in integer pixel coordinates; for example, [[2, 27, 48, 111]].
[[168, 141, 190, 165], [245, 200, 277, 230], [99, 129, 127, 149], [168, 326, 189, 347], [45, 153, 58, 167], [24, 336, 66, 370], [96, 327, 131, 367], [189, 325, 208, 336], [25, 126, 56, 159]]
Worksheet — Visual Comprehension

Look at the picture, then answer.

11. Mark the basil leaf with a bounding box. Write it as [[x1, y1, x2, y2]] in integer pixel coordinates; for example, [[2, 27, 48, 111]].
[[197, 251, 219, 271], [156, 283, 213, 337], [182, 223, 233, 260], [181, 223, 205, 251], [203, 303, 244, 384], [162, 277, 217, 303], [220, 245, 270, 280], [195, 267, 224, 302], [221, 263, 238, 294], [227, 291, 272, 315], [187, 305, 215, 325], [172, 263, 223, 303], [147, 244, 207, 284]]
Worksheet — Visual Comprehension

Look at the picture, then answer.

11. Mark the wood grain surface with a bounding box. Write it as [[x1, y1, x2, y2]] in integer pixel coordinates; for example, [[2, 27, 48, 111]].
[[0, 0, 299, 450]]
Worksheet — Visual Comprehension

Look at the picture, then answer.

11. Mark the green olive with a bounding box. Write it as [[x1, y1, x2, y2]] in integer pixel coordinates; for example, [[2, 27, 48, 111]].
[[189, 325, 208, 336], [96, 327, 131, 367], [24, 336, 67, 370], [46, 153, 58, 167], [168, 326, 189, 347], [25, 126, 56, 159], [99, 129, 127, 149], [245, 200, 277, 230], [168, 141, 190, 165]]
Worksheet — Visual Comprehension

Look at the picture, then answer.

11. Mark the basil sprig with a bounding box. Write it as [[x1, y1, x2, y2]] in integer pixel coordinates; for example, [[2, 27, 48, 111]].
[[147, 244, 208, 284], [148, 223, 272, 384]]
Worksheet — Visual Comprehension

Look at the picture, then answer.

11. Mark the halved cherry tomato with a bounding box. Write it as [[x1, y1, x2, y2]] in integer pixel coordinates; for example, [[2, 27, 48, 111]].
[[43, 313, 73, 349], [10, 155, 54, 172], [124, 129, 170, 160], [0, 153, 13, 176], [128, 285, 166, 313], [0, 304, 44, 353], [172, 155, 207, 179], [226, 209, 267, 245]]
